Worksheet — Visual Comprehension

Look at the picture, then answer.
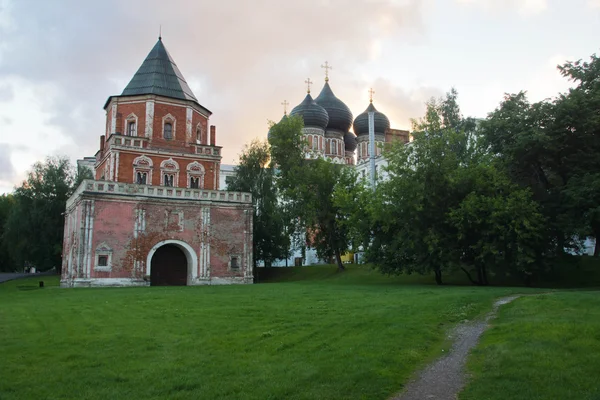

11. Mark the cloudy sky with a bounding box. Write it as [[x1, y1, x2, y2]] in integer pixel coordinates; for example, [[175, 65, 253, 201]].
[[0, 0, 598, 193]]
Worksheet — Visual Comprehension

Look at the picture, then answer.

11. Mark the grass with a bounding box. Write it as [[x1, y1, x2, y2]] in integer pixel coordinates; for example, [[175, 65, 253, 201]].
[[0, 265, 536, 400], [460, 292, 600, 400]]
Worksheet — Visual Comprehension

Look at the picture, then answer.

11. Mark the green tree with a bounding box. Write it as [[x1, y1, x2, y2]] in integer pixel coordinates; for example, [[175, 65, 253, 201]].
[[4, 156, 76, 273], [0, 194, 16, 272], [269, 115, 351, 271], [368, 89, 546, 285], [227, 139, 291, 268]]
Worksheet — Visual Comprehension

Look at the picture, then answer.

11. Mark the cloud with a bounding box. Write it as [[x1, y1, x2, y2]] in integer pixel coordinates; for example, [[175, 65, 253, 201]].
[[0, 0, 428, 172], [588, 0, 600, 8], [455, 0, 548, 16], [0, 143, 15, 184]]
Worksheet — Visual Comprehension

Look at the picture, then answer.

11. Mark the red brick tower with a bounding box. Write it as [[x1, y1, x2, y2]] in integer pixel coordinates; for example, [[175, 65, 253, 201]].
[[96, 37, 220, 190], [61, 38, 253, 288]]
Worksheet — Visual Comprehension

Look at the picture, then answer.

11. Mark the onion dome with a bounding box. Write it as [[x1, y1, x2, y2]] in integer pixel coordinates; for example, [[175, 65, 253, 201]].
[[289, 94, 329, 129], [314, 82, 353, 132], [353, 102, 390, 136], [344, 131, 357, 152], [268, 114, 288, 142]]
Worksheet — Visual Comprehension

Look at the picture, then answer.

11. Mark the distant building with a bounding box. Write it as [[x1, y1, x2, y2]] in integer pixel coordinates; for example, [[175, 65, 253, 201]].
[[219, 164, 237, 190], [76, 156, 96, 175], [265, 74, 410, 266], [61, 37, 253, 287]]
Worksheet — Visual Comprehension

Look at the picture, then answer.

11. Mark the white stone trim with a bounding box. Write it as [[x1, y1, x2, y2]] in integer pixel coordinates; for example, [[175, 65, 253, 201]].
[[145, 101, 154, 138], [110, 104, 117, 134], [145, 239, 199, 285], [186, 107, 193, 142]]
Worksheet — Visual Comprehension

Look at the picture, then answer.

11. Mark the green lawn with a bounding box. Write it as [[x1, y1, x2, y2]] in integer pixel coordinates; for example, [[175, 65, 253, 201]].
[[460, 292, 600, 400], [0, 264, 598, 400], [0, 266, 530, 400]]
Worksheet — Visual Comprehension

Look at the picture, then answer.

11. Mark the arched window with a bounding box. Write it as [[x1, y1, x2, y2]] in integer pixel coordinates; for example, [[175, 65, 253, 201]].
[[160, 158, 180, 187], [162, 114, 176, 140], [187, 161, 205, 189], [164, 123, 173, 140], [124, 113, 138, 137], [127, 121, 136, 136], [133, 155, 153, 185]]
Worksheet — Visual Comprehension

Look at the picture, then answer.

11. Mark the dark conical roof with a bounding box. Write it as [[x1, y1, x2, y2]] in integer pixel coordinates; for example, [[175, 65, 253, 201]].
[[121, 38, 198, 102], [353, 102, 390, 136], [290, 93, 329, 129], [268, 114, 288, 142], [314, 82, 353, 132], [344, 131, 357, 152]]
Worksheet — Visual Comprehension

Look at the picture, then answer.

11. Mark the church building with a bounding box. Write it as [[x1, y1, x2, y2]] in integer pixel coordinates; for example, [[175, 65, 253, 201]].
[[266, 67, 410, 266], [61, 37, 253, 287]]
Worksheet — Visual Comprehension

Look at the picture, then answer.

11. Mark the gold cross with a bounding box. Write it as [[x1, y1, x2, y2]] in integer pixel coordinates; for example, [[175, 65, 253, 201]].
[[305, 78, 313, 93], [281, 100, 289, 115], [321, 61, 332, 82], [369, 88, 375, 103]]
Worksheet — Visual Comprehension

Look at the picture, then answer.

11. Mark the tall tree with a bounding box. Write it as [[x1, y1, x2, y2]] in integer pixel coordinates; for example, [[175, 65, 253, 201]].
[[3, 156, 76, 272], [269, 115, 351, 271], [0, 194, 15, 272], [367, 89, 546, 285], [227, 139, 291, 268]]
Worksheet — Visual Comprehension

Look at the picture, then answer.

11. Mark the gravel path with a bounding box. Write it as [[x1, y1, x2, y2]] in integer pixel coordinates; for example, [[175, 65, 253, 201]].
[[392, 295, 520, 400], [0, 272, 55, 284]]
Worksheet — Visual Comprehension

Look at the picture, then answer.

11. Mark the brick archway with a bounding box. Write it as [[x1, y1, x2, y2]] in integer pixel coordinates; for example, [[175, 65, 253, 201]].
[[146, 240, 198, 285]]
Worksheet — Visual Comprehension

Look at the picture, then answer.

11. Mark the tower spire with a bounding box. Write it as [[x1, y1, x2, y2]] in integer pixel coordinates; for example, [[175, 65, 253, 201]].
[[321, 61, 332, 82]]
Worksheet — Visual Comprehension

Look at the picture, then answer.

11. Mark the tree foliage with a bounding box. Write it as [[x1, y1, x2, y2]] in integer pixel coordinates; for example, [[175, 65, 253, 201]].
[[269, 115, 354, 271], [366, 89, 545, 285], [3, 156, 78, 272], [227, 139, 291, 268]]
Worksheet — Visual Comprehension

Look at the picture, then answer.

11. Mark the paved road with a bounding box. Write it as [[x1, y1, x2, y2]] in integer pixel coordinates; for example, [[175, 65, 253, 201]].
[[0, 273, 54, 283]]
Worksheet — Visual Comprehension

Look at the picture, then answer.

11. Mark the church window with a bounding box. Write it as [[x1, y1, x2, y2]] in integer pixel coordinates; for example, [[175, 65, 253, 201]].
[[312, 136, 318, 150], [127, 121, 136, 136], [164, 122, 173, 140], [190, 176, 199, 189]]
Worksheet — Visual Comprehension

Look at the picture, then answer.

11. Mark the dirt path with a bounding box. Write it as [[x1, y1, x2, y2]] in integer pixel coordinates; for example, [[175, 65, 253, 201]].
[[392, 295, 520, 400]]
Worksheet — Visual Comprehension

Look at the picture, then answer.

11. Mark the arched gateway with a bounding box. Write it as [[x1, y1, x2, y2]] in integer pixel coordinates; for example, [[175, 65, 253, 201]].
[[146, 240, 198, 286]]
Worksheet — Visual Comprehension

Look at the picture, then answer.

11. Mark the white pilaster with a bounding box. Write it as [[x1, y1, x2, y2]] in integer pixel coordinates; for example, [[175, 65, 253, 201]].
[[186, 107, 193, 142], [145, 101, 155, 138], [111, 104, 117, 134]]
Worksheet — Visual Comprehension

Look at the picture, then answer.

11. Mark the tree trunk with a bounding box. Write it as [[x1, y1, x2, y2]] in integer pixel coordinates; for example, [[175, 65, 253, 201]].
[[476, 266, 484, 286], [334, 247, 345, 271], [595, 238, 599, 257], [461, 267, 478, 285], [481, 264, 489, 286], [434, 269, 443, 285]]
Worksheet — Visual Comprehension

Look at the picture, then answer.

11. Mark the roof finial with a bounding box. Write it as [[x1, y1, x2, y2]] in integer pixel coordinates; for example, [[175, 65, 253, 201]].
[[321, 61, 332, 82], [369, 88, 375, 103], [281, 100, 289, 115], [159, 24, 162, 41], [305, 78, 313, 94]]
